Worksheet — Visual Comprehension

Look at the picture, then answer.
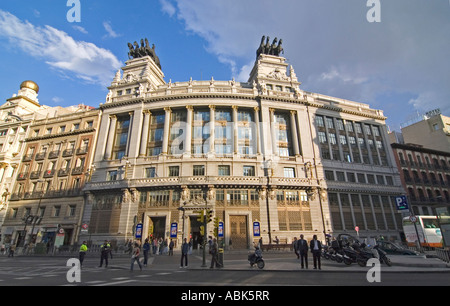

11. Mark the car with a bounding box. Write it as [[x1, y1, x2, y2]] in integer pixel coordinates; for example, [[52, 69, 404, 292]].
[[376, 240, 420, 255]]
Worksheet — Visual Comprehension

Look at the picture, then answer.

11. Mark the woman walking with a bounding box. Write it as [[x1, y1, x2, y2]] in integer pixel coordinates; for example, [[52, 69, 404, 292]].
[[130, 242, 143, 271]]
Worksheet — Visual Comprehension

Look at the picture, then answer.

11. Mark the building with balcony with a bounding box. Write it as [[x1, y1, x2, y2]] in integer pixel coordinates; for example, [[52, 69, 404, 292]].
[[80, 37, 404, 248], [1, 102, 100, 248], [391, 142, 450, 216]]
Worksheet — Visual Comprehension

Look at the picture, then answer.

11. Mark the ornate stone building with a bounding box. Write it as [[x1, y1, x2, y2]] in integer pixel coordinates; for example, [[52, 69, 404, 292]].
[[80, 38, 405, 248], [1, 96, 100, 249]]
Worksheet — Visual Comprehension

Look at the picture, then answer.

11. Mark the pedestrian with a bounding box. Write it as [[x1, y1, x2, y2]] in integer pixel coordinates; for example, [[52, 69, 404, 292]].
[[143, 238, 150, 266], [8, 243, 16, 257], [209, 238, 221, 269], [293, 237, 299, 259], [180, 238, 189, 268], [309, 235, 322, 270], [130, 242, 143, 271], [1, 244, 5, 255], [273, 236, 279, 244], [169, 239, 174, 256], [152, 238, 157, 255], [298, 234, 309, 269], [79, 241, 88, 268], [99, 240, 110, 268], [108, 241, 113, 259]]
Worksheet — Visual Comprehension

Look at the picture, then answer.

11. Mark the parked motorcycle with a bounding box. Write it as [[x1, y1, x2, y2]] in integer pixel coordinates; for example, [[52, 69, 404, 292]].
[[373, 245, 392, 266], [248, 247, 265, 269], [342, 242, 374, 267]]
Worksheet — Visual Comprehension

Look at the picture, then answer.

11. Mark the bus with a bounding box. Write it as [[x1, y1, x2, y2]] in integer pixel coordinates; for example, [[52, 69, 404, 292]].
[[402, 216, 443, 248]]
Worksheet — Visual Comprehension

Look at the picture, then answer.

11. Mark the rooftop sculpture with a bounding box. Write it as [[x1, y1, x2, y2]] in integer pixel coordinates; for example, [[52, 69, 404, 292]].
[[127, 38, 161, 69], [256, 36, 284, 58]]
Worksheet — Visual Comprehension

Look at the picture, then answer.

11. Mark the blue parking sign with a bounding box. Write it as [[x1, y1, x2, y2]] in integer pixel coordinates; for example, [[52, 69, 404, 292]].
[[395, 196, 409, 211]]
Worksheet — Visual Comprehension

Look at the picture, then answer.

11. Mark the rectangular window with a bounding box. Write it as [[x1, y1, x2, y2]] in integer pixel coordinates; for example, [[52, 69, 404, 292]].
[[169, 166, 180, 177], [145, 167, 156, 178], [284, 167, 295, 178], [316, 116, 324, 127], [193, 165, 205, 176], [243, 166, 255, 176], [218, 165, 230, 176], [107, 170, 118, 181]]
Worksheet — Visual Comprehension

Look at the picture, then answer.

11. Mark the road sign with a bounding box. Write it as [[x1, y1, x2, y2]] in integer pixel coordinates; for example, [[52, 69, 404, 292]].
[[218, 222, 224, 237], [135, 223, 143, 239], [170, 223, 177, 238], [395, 196, 409, 211], [253, 221, 260, 237], [409, 215, 417, 223]]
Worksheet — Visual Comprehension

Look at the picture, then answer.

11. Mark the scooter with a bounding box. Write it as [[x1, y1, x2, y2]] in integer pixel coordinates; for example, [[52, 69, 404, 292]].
[[372, 245, 392, 266], [248, 247, 265, 269]]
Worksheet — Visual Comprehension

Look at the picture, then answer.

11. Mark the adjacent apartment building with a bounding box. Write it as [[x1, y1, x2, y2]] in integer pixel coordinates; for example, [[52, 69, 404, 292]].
[[0, 82, 100, 250]]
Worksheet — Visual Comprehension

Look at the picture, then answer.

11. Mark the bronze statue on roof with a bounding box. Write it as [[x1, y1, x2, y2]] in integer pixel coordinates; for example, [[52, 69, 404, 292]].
[[127, 38, 161, 69], [256, 35, 284, 58]]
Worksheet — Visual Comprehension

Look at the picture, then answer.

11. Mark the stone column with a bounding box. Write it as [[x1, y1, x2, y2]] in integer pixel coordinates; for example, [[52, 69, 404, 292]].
[[162, 107, 171, 155], [209, 105, 215, 155], [232, 105, 239, 154], [270, 108, 278, 156], [254, 107, 261, 155], [139, 110, 151, 156], [290, 110, 300, 156], [185, 106, 193, 156], [104, 115, 117, 160], [125, 111, 134, 157]]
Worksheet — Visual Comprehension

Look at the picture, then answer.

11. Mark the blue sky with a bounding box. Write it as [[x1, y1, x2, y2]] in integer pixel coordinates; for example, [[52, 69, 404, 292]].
[[0, 0, 449, 131]]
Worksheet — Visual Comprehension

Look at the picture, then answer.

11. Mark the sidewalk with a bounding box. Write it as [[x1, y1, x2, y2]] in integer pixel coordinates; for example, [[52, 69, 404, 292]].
[[110, 249, 450, 273]]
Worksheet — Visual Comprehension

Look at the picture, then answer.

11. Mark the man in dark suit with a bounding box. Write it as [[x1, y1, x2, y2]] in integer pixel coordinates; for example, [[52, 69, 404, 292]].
[[309, 235, 322, 270], [297, 234, 309, 269]]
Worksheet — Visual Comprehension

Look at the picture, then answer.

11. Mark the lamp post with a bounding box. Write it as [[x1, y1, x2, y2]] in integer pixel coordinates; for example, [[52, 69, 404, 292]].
[[177, 201, 187, 242]]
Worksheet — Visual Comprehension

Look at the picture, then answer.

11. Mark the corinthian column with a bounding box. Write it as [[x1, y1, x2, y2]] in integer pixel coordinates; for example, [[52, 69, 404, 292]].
[[290, 110, 300, 156], [104, 115, 117, 160], [162, 107, 171, 155], [139, 110, 151, 156]]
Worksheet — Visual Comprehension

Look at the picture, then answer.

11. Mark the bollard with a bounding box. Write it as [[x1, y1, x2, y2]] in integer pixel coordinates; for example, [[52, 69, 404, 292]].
[[218, 248, 224, 267]]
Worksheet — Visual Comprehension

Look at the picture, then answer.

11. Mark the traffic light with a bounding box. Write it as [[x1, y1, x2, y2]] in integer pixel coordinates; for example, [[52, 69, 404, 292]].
[[200, 225, 205, 236], [213, 217, 220, 238], [207, 209, 214, 223], [196, 210, 205, 223]]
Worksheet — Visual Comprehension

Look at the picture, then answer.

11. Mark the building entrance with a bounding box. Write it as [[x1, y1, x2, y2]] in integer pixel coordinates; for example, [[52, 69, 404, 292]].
[[189, 216, 203, 249], [148, 216, 166, 240], [229, 215, 248, 249]]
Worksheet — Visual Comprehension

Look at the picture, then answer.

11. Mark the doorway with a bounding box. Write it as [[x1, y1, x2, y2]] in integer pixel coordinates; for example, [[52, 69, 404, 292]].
[[189, 216, 203, 249], [148, 216, 166, 240], [229, 215, 248, 249]]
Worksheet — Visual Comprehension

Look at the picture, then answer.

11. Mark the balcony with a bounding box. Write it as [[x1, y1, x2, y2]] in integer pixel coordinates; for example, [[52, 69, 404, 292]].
[[76, 147, 88, 155], [43, 169, 55, 178], [29, 171, 42, 179], [35, 152, 47, 161], [72, 166, 84, 175], [22, 154, 33, 162], [48, 150, 60, 159], [62, 149, 74, 157], [58, 168, 70, 177], [17, 172, 29, 180]]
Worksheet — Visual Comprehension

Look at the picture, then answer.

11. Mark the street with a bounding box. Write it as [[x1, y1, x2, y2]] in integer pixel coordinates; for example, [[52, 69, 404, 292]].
[[0, 251, 449, 288]]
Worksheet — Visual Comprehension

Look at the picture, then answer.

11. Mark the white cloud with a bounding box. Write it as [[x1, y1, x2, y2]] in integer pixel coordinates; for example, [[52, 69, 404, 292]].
[[0, 10, 121, 86], [162, 0, 450, 126], [103, 21, 121, 39], [159, 0, 176, 17], [73, 25, 88, 34]]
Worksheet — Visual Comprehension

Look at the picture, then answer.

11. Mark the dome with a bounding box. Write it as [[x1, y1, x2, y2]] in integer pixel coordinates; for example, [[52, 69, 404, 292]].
[[20, 80, 39, 93]]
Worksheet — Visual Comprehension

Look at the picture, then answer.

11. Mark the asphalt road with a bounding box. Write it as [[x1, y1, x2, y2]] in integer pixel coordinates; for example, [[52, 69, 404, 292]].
[[0, 251, 448, 288]]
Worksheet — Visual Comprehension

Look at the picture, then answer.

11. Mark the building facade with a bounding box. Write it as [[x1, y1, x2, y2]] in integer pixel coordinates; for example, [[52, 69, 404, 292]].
[[391, 143, 450, 216], [400, 112, 450, 153], [1, 102, 100, 250], [80, 38, 405, 248]]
